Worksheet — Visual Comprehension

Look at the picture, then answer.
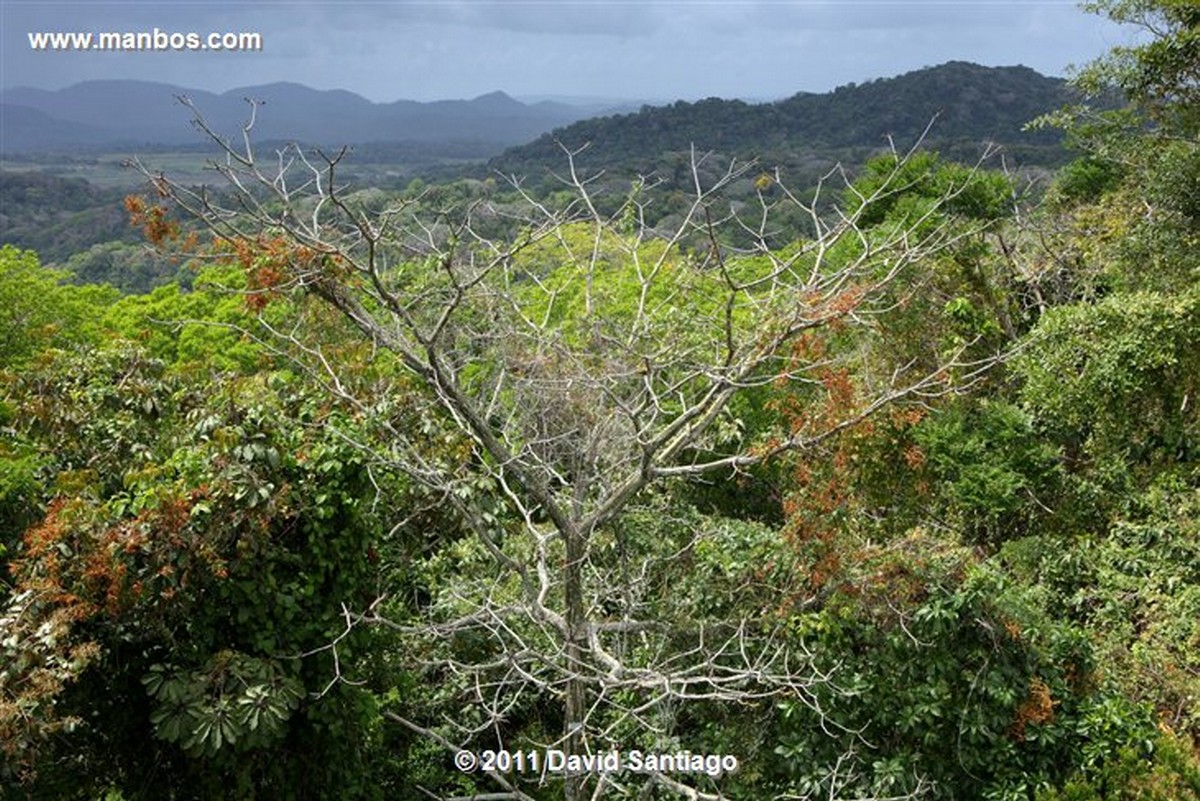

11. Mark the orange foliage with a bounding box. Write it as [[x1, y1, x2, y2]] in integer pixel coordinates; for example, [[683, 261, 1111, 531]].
[[773, 353, 936, 597], [17, 500, 99, 621], [11, 489, 228, 629], [903, 444, 927, 470], [826, 285, 866, 316], [124, 194, 181, 246], [228, 235, 328, 312], [1011, 677, 1057, 739]]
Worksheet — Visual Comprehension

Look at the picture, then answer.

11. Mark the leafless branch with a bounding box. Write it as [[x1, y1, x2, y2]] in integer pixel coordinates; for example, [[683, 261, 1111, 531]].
[[131, 102, 1010, 801]]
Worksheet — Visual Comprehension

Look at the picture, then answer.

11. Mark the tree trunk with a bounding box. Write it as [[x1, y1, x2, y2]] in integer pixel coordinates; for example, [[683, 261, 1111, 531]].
[[563, 520, 588, 801]]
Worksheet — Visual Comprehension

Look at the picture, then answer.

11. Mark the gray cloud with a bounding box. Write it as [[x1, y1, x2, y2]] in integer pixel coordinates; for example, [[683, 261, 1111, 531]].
[[2, 1, 1138, 102]]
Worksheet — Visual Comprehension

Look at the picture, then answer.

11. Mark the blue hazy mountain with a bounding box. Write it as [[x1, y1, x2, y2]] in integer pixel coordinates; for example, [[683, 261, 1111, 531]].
[[0, 80, 600, 153]]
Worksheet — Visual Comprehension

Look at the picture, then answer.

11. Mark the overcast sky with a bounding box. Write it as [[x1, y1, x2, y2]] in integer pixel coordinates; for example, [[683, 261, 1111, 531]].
[[2, 1, 1138, 103]]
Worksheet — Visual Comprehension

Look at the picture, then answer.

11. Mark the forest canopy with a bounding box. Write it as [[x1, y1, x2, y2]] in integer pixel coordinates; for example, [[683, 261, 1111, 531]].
[[2, 2, 1200, 800]]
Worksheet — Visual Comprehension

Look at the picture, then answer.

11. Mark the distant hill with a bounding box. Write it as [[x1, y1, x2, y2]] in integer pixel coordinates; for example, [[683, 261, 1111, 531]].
[[0, 171, 134, 261], [0, 103, 118, 149], [488, 62, 1091, 182], [0, 80, 604, 154]]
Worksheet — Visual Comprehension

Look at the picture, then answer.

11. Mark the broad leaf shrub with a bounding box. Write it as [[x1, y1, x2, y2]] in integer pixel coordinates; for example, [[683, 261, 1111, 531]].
[[1, 343, 402, 798], [1001, 478, 1200, 750], [770, 529, 1164, 801]]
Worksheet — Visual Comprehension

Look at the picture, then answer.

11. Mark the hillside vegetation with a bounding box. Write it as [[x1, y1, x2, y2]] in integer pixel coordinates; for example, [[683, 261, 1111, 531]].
[[489, 62, 1088, 189]]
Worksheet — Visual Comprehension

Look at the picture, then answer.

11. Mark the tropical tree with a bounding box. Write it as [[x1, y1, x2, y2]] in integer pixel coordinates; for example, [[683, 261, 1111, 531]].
[[1, 338, 406, 798], [123, 99, 1016, 800], [0, 245, 118, 369]]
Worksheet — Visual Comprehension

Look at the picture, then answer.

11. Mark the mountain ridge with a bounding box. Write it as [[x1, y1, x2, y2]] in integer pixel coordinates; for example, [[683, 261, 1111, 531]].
[[1, 63, 1096, 176], [487, 61, 1089, 180], [0, 80, 603, 153]]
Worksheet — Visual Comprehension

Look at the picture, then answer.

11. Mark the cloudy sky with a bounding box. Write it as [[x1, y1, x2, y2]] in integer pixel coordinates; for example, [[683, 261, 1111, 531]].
[[2, 1, 1138, 103]]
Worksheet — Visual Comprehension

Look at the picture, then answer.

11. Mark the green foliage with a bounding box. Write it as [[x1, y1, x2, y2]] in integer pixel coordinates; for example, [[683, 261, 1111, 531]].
[[143, 654, 303, 757], [1017, 287, 1200, 479], [0, 246, 118, 368], [505, 222, 738, 361], [64, 240, 192, 294], [1039, 1, 1199, 296], [833, 152, 1022, 370], [1076, 0, 1200, 135], [1038, 731, 1200, 801], [912, 401, 1063, 545], [0, 433, 43, 553], [774, 399, 1064, 550], [1142, 139, 1200, 223], [491, 62, 1077, 196], [773, 531, 1160, 801], [1052, 155, 1127, 204], [100, 265, 269, 372], [5, 11, 1199, 795], [1091, 140, 1200, 294], [392, 499, 803, 800], [1002, 480, 1200, 743], [1, 341, 403, 798], [0, 171, 138, 265], [846, 151, 1014, 228]]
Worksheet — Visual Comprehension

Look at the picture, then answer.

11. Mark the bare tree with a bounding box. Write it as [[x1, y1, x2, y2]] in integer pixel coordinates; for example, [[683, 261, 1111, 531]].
[[132, 100, 1001, 800]]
